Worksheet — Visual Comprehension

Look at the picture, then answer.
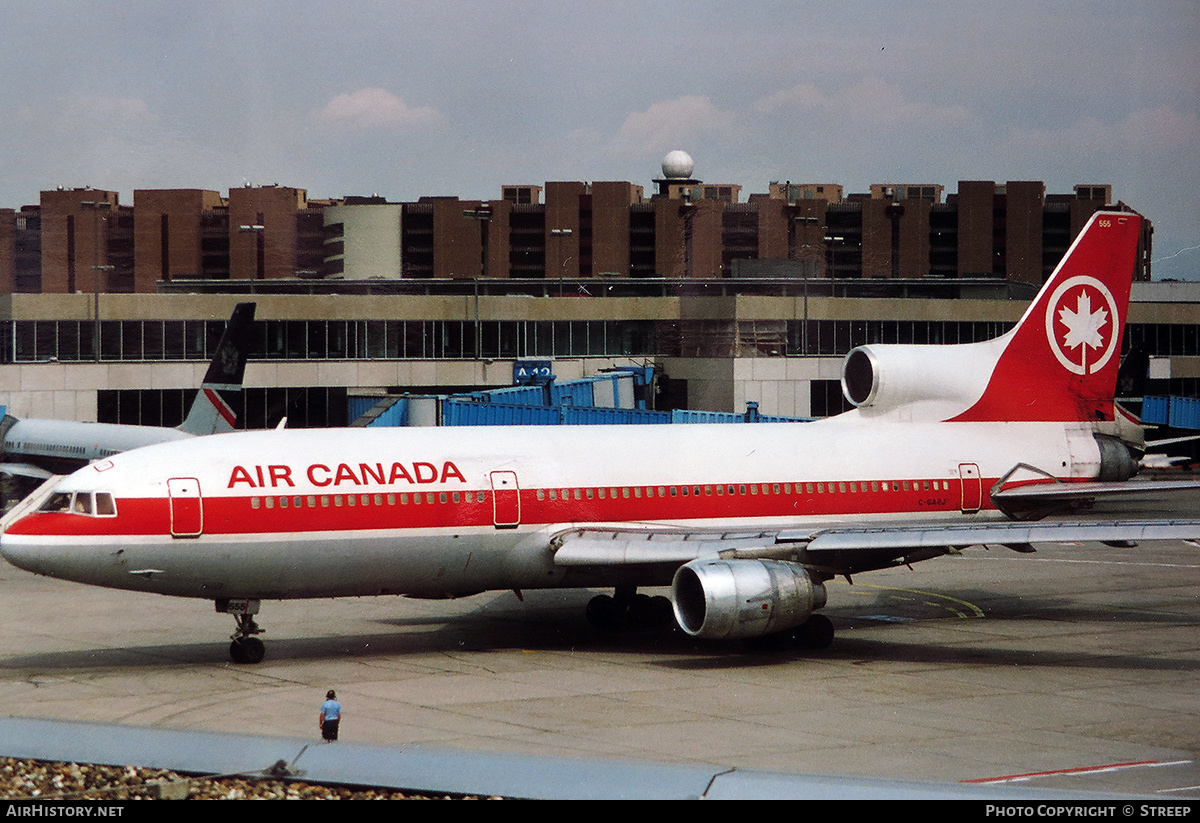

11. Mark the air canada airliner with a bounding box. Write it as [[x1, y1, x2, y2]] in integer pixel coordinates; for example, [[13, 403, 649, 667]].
[[2, 213, 1197, 664], [0, 303, 255, 481]]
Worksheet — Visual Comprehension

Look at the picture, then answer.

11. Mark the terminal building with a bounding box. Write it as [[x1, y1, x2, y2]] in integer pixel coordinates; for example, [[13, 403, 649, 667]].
[[0, 156, 1195, 460]]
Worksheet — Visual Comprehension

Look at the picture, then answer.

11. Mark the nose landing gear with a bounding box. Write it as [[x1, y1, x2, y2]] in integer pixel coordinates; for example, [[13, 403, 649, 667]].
[[216, 598, 266, 664]]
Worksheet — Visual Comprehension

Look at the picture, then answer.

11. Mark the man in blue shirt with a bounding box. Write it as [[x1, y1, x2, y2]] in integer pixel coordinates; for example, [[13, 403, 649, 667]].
[[320, 689, 342, 742]]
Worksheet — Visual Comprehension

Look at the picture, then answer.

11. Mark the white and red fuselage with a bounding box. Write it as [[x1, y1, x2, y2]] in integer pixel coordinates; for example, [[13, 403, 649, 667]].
[[0, 212, 1154, 620], [0, 416, 1109, 600]]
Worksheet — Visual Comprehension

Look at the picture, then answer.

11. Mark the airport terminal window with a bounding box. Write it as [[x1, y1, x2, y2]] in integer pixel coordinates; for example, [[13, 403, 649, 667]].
[[8, 317, 1195, 366], [3, 318, 658, 363]]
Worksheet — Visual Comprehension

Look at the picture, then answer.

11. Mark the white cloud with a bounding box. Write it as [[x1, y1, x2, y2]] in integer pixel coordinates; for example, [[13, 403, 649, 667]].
[[315, 88, 444, 129], [15, 95, 158, 132], [988, 105, 1200, 175], [751, 78, 973, 131], [836, 78, 973, 129], [1117, 106, 1200, 153], [751, 84, 825, 114], [611, 95, 738, 156]]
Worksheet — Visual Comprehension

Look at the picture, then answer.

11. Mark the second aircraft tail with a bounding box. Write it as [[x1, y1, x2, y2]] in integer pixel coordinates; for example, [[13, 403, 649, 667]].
[[179, 302, 255, 436]]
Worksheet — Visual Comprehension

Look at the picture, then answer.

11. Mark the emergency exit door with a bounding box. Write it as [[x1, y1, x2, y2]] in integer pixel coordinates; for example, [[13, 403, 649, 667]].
[[490, 471, 521, 529], [167, 477, 203, 538]]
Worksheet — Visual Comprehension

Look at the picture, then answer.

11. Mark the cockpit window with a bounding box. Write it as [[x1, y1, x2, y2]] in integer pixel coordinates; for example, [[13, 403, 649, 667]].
[[38, 491, 117, 517], [40, 493, 72, 513]]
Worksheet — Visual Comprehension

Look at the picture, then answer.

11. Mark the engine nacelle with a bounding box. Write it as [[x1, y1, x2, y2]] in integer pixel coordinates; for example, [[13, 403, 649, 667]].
[[1094, 434, 1140, 481], [841, 342, 999, 420], [671, 559, 827, 640]]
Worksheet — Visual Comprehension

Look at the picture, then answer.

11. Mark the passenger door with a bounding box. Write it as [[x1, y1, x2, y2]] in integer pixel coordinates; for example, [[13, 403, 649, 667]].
[[167, 477, 203, 538], [490, 471, 521, 529], [958, 463, 982, 514]]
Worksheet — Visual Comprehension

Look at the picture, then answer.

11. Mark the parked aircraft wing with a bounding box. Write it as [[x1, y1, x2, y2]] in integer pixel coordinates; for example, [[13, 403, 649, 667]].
[[552, 527, 785, 566], [553, 517, 1200, 574], [794, 518, 1200, 553], [0, 461, 52, 480]]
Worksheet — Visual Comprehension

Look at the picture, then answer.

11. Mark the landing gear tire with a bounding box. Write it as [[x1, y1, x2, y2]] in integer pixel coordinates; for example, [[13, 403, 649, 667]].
[[586, 589, 675, 631], [219, 600, 266, 664], [638, 594, 674, 627], [742, 614, 835, 653], [794, 613, 835, 651], [741, 632, 788, 652], [229, 636, 266, 664], [586, 594, 624, 630]]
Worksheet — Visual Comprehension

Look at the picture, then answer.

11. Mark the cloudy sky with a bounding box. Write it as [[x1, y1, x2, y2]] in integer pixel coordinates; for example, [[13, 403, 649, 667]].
[[1, 1, 1197, 278]]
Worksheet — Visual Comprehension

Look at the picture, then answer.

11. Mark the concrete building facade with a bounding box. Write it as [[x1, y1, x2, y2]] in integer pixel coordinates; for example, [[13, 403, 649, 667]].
[[0, 174, 1189, 457], [0, 179, 1144, 294]]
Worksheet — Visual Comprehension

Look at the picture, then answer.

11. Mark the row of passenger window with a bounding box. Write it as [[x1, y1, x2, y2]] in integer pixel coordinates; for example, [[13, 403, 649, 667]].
[[535, 479, 952, 501], [249, 491, 488, 510], [247, 478, 955, 511]]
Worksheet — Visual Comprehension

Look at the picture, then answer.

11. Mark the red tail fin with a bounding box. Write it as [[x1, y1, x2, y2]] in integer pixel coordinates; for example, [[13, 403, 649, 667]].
[[952, 211, 1143, 423]]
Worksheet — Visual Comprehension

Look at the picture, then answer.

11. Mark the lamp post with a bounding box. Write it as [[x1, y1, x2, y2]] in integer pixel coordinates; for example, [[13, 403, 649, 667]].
[[462, 206, 494, 360], [791, 213, 819, 355], [550, 228, 572, 296], [80, 201, 113, 362]]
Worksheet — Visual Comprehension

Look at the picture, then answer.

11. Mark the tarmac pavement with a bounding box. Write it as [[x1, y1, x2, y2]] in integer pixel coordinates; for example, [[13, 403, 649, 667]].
[[1, 523, 1198, 798]]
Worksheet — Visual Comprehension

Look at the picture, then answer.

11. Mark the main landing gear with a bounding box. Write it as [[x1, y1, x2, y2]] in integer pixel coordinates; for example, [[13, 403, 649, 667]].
[[216, 598, 266, 664], [584, 586, 836, 651], [796, 612, 835, 650], [745, 613, 835, 652], [585, 585, 674, 631]]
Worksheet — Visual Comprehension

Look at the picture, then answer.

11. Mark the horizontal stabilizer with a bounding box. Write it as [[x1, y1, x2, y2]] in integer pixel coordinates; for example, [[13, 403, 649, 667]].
[[991, 477, 1200, 518]]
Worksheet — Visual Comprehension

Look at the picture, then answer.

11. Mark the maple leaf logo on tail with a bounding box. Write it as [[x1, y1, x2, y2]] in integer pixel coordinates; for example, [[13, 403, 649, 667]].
[[1060, 292, 1107, 350], [1044, 275, 1120, 376]]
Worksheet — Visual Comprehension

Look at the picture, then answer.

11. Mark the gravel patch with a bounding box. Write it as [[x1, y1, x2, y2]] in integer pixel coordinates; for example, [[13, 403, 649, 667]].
[[0, 756, 503, 800]]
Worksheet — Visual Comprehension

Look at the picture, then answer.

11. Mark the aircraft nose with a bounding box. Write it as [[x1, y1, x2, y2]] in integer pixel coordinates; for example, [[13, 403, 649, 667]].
[[0, 528, 47, 574], [0, 532, 39, 573], [0, 520, 78, 579]]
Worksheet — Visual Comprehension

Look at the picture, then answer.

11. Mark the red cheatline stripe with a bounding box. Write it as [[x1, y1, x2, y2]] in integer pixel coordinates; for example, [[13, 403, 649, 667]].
[[204, 388, 238, 428], [962, 760, 1164, 783], [9, 475, 993, 537]]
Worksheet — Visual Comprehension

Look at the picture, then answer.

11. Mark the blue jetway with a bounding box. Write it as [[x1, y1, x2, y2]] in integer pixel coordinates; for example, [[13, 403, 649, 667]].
[[1141, 396, 1200, 430], [348, 368, 808, 427]]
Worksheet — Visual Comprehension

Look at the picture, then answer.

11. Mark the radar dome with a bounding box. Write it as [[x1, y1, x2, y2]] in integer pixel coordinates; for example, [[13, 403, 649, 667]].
[[661, 150, 695, 179]]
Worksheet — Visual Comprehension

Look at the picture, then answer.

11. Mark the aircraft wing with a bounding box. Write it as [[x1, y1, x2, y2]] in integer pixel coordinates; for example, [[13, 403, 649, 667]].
[[552, 527, 790, 566], [0, 462, 53, 480], [552, 517, 1200, 576]]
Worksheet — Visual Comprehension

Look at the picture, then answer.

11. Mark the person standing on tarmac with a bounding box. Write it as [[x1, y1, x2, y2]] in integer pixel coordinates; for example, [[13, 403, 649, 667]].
[[320, 690, 342, 742]]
